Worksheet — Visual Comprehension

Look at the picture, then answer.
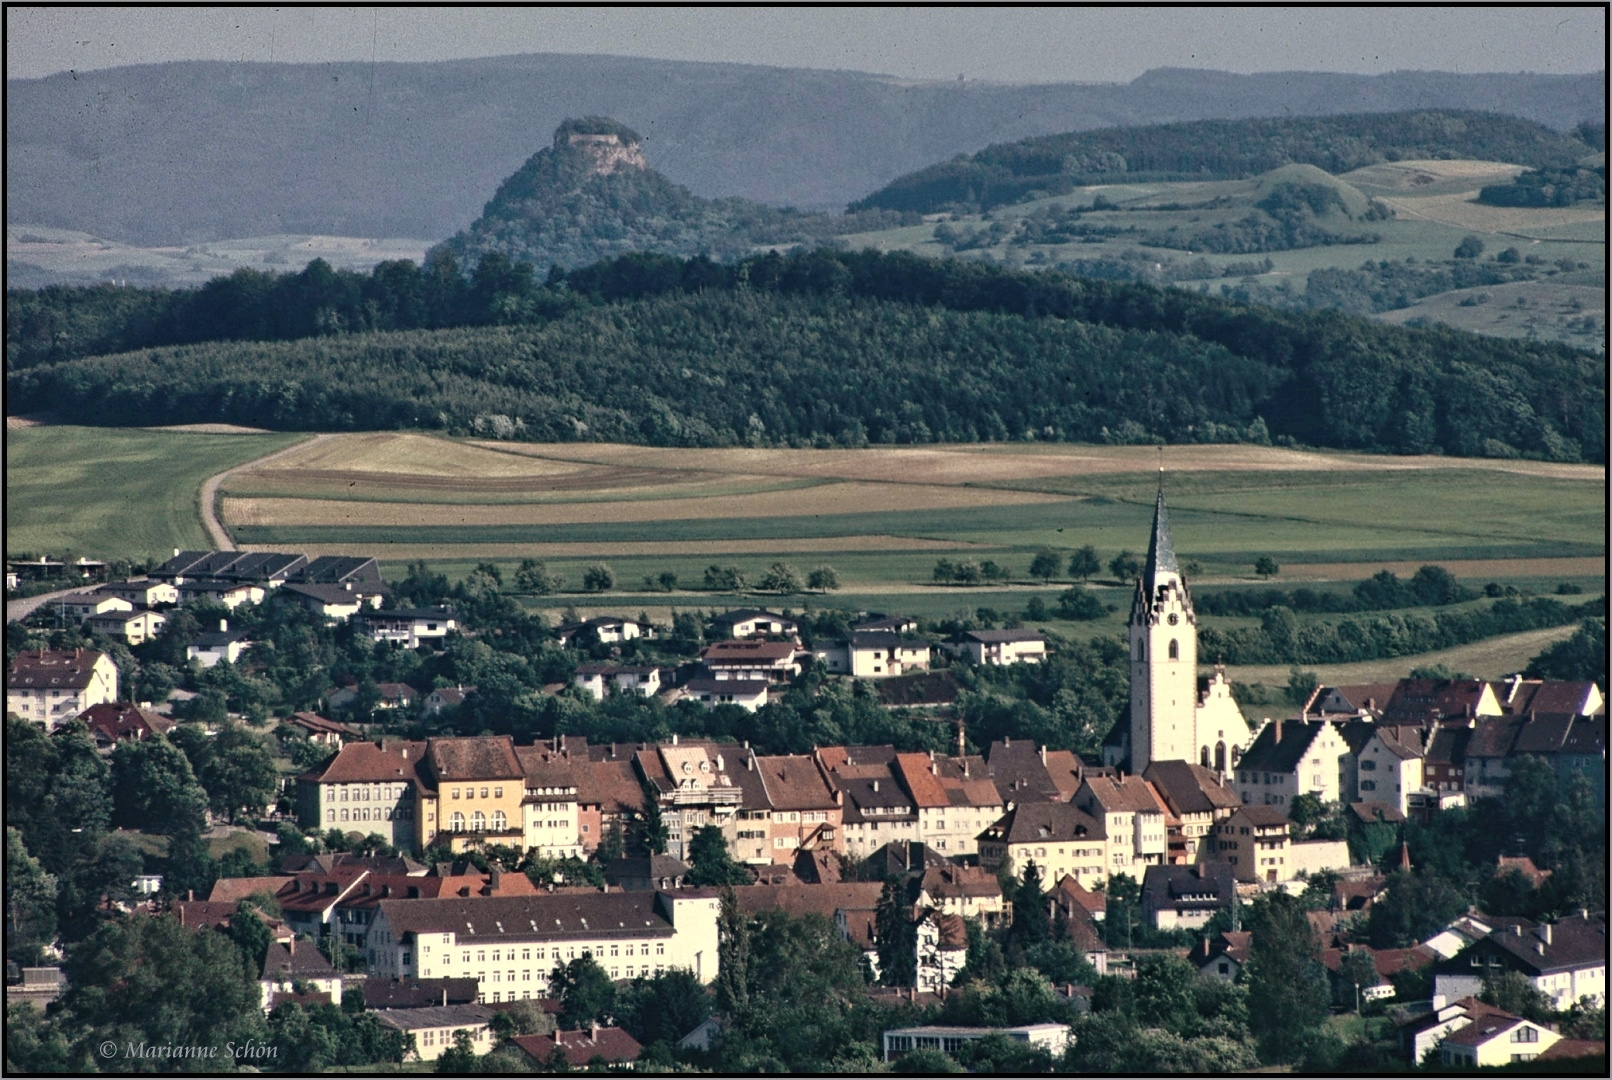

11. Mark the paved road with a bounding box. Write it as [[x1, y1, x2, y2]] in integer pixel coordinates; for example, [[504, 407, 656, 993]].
[[6, 585, 87, 624], [197, 433, 333, 550]]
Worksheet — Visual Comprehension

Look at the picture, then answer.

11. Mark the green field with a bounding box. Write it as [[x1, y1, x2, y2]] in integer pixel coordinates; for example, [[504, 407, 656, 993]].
[[4, 425, 302, 560]]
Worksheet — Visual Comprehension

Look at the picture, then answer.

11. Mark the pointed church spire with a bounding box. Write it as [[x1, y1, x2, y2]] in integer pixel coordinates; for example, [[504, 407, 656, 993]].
[[1144, 469, 1179, 594]]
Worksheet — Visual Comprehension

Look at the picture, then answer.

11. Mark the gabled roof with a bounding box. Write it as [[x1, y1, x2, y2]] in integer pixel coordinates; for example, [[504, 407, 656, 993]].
[[919, 865, 1002, 901], [261, 940, 336, 980], [1142, 760, 1241, 816], [731, 882, 884, 921], [960, 629, 1047, 644], [1561, 715, 1606, 755], [700, 640, 800, 662], [1511, 713, 1577, 754], [575, 758, 647, 815], [894, 753, 951, 808], [426, 735, 523, 781], [982, 802, 1105, 846], [208, 876, 297, 903], [1311, 683, 1399, 714], [983, 738, 1071, 803], [1052, 874, 1107, 917], [1440, 1014, 1532, 1049], [285, 711, 360, 737], [1425, 726, 1473, 766], [1460, 914, 1607, 976], [372, 1004, 495, 1032], [190, 628, 253, 648], [1467, 715, 1526, 759], [681, 676, 770, 696], [1381, 678, 1497, 724], [751, 753, 837, 810], [7, 649, 110, 690], [1497, 679, 1602, 717], [1228, 805, 1290, 828], [709, 609, 796, 627], [78, 702, 175, 741], [1368, 726, 1423, 760], [280, 581, 386, 605], [299, 740, 426, 785], [1142, 862, 1235, 910], [1235, 719, 1324, 774], [1079, 774, 1166, 815], [512, 1026, 642, 1065], [875, 671, 960, 708]]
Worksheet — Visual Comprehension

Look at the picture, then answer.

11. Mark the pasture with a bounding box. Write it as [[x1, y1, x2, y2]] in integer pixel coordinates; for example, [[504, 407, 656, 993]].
[[4, 424, 302, 560]]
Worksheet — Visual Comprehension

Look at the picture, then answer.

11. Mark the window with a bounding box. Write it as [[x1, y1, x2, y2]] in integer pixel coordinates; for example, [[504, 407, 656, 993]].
[[472, 811, 486, 831], [1168, 639, 1179, 660], [452, 788, 460, 799], [1360, 780, 1376, 792], [1360, 759, 1376, 771], [451, 812, 465, 832], [494, 786, 503, 798], [1511, 1027, 1539, 1043], [492, 811, 506, 831]]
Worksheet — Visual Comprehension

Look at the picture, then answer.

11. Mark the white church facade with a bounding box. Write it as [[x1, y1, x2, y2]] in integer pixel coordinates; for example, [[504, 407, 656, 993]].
[[1105, 481, 1252, 775]]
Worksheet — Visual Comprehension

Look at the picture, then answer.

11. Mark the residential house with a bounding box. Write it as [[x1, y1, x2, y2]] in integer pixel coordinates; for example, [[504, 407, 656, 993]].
[[7, 648, 119, 729], [891, 751, 1003, 857], [1422, 914, 1527, 961], [1306, 683, 1398, 717], [1425, 724, 1473, 796], [573, 663, 661, 701], [1437, 1012, 1560, 1068], [515, 741, 583, 858], [58, 591, 134, 621], [556, 616, 653, 647], [1354, 725, 1426, 815], [1048, 881, 1110, 975], [78, 702, 175, 748], [420, 736, 527, 853], [1395, 995, 1516, 1064], [679, 676, 770, 712], [984, 737, 1086, 804], [949, 629, 1047, 665], [365, 890, 723, 992], [278, 581, 387, 621], [423, 685, 475, 716], [1555, 715, 1606, 809], [1207, 805, 1350, 884], [1433, 914, 1607, 1010], [708, 609, 799, 640], [1232, 718, 1351, 810], [732, 882, 885, 973], [511, 1027, 642, 1068], [976, 802, 1108, 892], [359, 607, 456, 649], [175, 579, 265, 609], [340, 868, 539, 950], [85, 608, 166, 645], [1191, 930, 1253, 982], [1491, 675, 1604, 718], [575, 745, 647, 855], [635, 740, 745, 861], [812, 631, 932, 678], [731, 751, 842, 865], [259, 939, 342, 1011], [1072, 774, 1169, 876], [187, 620, 255, 668], [374, 1004, 496, 1063], [816, 746, 919, 858], [1464, 715, 1527, 799], [604, 856, 689, 891], [95, 578, 180, 607], [1142, 760, 1242, 863], [1142, 862, 1236, 930], [296, 740, 426, 853], [914, 911, 969, 994], [292, 555, 384, 588], [283, 711, 360, 747], [916, 865, 1007, 926], [698, 639, 804, 683], [1381, 678, 1504, 725]]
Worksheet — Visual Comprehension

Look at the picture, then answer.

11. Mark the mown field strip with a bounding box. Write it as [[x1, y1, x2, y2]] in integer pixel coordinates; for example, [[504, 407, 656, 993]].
[[240, 535, 993, 559], [221, 481, 1067, 528]]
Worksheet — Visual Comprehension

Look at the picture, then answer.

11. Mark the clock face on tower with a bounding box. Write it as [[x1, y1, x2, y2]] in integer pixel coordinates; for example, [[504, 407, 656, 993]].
[[1168, 613, 1179, 625]]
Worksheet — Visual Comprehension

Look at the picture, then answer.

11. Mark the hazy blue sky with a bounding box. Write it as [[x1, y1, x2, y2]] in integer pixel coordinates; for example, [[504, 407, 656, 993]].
[[7, 7, 1606, 83]]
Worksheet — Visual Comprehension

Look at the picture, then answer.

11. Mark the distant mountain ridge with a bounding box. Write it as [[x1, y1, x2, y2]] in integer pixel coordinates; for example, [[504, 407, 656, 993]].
[[6, 56, 1603, 245]]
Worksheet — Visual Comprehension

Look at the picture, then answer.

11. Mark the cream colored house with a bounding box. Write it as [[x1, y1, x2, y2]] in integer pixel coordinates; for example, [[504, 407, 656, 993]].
[[85, 608, 166, 645], [60, 592, 134, 620], [375, 1005, 496, 1063], [952, 629, 1047, 665], [516, 743, 584, 858], [1072, 775, 1169, 876], [977, 802, 1110, 891], [1355, 727, 1425, 815], [1207, 805, 1349, 884], [1438, 1015, 1559, 1068], [1233, 718, 1352, 809], [7, 649, 119, 730], [813, 632, 932, 678]]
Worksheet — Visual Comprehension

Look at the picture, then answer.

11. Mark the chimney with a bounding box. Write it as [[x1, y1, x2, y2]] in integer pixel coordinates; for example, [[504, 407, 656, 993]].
[[931, 761, 938, 775], [1513, 924, 1522, 936], [1273, 720, 1282, 744], [187, 889, 194, 902], [174, 548, 181, 557], [872, 780, 879, 792], [1004, 737, 1010, 748], [1543, 923, 1552, 945], [716, 754, 725, 772], [1535, 941, 1546, 956], [1040, 745, 1047, 765], [220, 619, 228, 632], [591, 1022, 599, 1042], [442, 988, 448, 1007], [672, 733, 679, 745], [490, 864, 502, 891], [289, 937, 294, 956]]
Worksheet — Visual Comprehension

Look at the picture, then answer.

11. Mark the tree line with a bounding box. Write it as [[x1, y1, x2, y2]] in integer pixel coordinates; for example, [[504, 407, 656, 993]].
[[8, 247, 1604, 463], [851, 110, 1599, 214]]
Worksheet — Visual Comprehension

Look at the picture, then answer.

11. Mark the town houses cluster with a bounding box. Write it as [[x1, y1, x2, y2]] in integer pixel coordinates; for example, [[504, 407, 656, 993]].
[[7, 491, 1604, 1066]]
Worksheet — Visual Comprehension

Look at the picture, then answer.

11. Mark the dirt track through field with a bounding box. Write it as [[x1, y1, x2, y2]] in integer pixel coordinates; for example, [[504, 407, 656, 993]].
[[200, 434, 334, 549], [238, 535, 992, 559]]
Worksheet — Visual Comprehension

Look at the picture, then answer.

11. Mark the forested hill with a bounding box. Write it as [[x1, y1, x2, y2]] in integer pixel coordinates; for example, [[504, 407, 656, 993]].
[[853, 111, 1603, 214], [7, 249, 1602, 464], [433, 118, 914, 270]]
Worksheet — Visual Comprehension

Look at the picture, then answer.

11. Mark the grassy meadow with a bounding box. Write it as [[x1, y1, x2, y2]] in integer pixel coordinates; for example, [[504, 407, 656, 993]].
[[4, 424, 303, 560]]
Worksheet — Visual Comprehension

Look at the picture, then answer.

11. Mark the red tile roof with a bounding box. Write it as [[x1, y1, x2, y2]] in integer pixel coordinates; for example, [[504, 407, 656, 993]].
[[7, 649, 108, 691], [426, 735, 523, 781], [512, 1027, 642, 1065], [301, 740, 427, 784]]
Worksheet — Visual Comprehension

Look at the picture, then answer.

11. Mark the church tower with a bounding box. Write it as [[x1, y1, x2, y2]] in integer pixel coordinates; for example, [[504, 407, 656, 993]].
[[1128, 475, 1199, 772]]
